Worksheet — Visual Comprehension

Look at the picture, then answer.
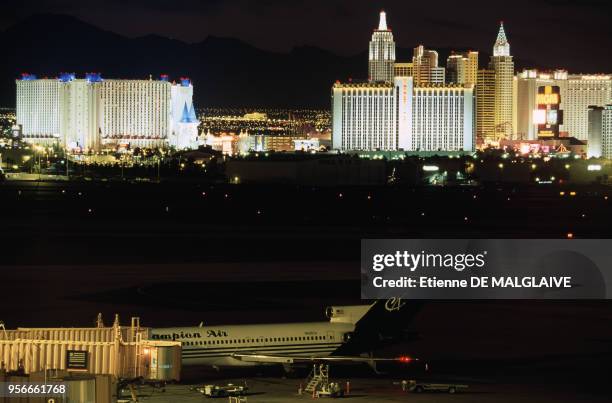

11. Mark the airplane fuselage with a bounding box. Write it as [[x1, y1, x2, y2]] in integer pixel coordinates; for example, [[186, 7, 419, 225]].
[[150, 321, 355, 367]]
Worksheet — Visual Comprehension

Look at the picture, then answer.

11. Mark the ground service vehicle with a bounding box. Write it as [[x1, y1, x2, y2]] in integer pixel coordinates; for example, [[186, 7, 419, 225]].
[[198, 383, 248, 398], [403, 380, 468, 394]]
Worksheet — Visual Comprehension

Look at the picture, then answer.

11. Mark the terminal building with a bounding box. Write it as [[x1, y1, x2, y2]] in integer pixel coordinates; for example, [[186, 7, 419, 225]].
[[16, 73, 200, 151], [332, 11, 475, 153], [0, 315, 181, 401]]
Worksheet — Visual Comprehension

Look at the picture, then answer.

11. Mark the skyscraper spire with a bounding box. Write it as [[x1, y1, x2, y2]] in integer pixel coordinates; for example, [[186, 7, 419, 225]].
[[378, 10, 388, 31], [493, 21, 510, 57], [369, 10, 395, 82]]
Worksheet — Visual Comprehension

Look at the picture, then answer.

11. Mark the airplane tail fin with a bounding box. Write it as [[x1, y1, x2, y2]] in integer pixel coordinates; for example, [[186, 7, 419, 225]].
[[332, 298, 423, 355], [325, 304, 374, 325], [354, 298, 422, 332]]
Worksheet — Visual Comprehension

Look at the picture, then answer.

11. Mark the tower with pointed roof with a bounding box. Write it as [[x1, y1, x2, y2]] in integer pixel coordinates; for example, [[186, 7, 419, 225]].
[[368, 11, 395, 83], [489, 21, 515, 139], [493, 22, 511, 57], [170, 79, 200, 149]]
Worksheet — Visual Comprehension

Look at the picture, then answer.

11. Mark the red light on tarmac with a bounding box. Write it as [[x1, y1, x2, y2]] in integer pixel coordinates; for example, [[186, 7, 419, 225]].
[[398, 356, 412, 363]]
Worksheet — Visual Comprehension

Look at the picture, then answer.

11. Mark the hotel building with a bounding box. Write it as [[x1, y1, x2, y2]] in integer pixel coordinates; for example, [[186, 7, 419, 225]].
[[332, 12, 475, 153], [516, 69, 612, 140], [563, 75, 612, 140], [587, 105, 612, 159], [412, 85, 475, 152], [16, 74, 199, 151]]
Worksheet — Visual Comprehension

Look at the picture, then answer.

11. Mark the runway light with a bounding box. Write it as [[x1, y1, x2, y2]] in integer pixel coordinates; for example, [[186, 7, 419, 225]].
[[398, 356, 412, 363], [559, 191, 565, 196], [570, 191, 577, 196], [567, 232, 574, 239]]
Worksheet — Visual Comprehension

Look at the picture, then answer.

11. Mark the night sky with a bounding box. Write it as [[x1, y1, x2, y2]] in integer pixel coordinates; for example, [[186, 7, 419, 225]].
[[2, 0, 612, 72]]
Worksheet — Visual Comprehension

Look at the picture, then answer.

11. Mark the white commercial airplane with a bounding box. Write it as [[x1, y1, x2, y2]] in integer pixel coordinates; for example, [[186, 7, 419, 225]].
[[150, 298, 420, 369]]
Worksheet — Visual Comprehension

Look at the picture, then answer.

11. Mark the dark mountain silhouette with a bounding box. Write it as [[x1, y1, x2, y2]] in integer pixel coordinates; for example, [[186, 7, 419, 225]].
[[0, 14, 531, 109]]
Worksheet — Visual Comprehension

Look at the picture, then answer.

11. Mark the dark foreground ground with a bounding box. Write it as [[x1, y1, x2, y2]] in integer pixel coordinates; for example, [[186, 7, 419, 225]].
[[1, 180, 611, 400], [127, 377, 612, 403]]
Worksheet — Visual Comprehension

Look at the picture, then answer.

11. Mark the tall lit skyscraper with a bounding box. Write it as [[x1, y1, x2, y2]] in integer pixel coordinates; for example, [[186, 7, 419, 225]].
[[446, 51, 478, 86], [489, 22, 515, 139], [446, 55, 463, 85], [476, 69, 496, 141], [412, 45, 445, 85], [368, 11, 395, 83]]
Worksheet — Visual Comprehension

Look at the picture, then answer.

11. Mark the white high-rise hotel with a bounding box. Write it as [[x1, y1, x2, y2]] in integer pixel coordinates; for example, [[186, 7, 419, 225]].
[[333, 11, 475, 152], [16, 73, 199, 151]]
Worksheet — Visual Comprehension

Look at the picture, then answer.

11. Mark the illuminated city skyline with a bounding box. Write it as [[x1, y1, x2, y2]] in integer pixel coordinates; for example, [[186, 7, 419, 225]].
[[1, 4, 611, 110]]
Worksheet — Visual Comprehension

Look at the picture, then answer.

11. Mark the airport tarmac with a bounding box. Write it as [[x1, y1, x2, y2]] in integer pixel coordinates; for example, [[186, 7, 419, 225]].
[[124, 377, 612, 402]]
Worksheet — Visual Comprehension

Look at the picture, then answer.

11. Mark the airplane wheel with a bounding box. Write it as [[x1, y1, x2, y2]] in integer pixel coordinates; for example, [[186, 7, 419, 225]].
[[415, 386, 423, 393], [449, 387, 456, 394]]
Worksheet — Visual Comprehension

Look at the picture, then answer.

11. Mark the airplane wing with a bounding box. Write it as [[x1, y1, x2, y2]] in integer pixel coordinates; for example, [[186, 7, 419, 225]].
[[230, 352, 416, 365]]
